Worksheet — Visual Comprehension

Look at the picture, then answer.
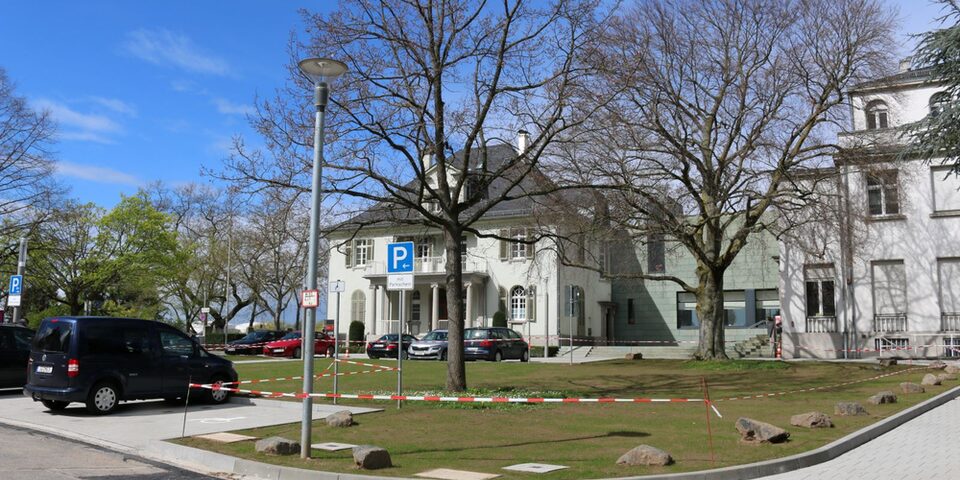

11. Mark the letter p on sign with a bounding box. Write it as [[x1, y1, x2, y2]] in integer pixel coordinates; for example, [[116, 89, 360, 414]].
[[387, 242, 414, 273]]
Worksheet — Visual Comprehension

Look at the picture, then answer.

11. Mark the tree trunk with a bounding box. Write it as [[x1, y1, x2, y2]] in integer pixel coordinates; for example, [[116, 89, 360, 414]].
[[274, 295, 283, 330], [248, 297, 258, 330], [694, 264, 728, 360], [443, 227, 467, 391]]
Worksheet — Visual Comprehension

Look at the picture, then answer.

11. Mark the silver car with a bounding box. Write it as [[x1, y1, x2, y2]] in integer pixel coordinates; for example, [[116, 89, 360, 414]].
[[407, 330, 448, 360]]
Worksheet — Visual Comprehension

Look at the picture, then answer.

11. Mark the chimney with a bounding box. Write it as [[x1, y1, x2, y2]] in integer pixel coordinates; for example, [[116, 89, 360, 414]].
[[517, 129, 530, 155], [899, 56, 913, 73]]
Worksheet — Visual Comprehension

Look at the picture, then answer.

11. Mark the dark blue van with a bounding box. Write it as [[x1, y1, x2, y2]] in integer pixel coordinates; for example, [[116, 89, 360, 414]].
[[24, 317, 237, 414]]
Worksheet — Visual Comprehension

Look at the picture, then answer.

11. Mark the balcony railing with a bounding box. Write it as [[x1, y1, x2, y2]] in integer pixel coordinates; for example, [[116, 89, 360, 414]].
[[873, 313, 908, 333], [941, 313, 960, 332], [361, 256, 488, 275], [806, 316, 838, 333]]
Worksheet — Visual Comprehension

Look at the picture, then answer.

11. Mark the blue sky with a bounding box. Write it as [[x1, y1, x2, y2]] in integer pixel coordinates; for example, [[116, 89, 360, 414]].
[[0, 0, 950, 207]]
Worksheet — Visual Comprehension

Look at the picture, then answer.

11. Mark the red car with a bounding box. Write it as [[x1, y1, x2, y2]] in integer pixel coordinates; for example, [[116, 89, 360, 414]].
[[262, 331, 335, 358]]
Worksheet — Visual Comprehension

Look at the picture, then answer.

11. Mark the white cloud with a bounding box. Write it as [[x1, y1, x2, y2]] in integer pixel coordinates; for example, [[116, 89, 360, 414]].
[[56, 161, 142, 186], [34, 99, 121, 133], [122, 28, 230, 76], [57, 131, 115, 144], [88, 96, 137, 116], [213, 97, 254, 116]]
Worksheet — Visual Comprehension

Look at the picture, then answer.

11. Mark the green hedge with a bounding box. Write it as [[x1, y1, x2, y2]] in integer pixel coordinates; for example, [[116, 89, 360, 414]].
[[530, 346, 560, 357]]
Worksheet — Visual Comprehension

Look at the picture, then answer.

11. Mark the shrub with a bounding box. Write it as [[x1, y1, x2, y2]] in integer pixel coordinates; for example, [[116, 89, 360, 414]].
[[530, 346, 560, 357], [349, 320, 365, 345], [492, 310, 507, 328]]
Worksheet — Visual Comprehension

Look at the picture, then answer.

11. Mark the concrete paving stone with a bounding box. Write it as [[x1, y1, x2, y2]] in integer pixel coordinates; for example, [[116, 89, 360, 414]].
[[311, 442, 356, 451], [193, 432, 257, 443], [415, 468, 501, 480], [502, 463, 569, 473]]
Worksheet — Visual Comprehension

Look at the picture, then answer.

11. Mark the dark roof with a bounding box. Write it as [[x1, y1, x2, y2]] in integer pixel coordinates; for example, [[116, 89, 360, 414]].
[[336, 143, 562, 230], [851, 66, 939, 92]]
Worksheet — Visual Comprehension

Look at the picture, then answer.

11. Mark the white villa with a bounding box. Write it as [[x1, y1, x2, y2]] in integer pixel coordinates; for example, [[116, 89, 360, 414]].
[[779, 64, 960, 358], [325, 136, 612, 348]]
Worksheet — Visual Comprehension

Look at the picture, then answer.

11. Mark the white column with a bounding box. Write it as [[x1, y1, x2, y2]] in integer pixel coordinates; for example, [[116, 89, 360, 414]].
[[380, 286, 388, 335], [431, 283, 440, 331], [465, 282, 473, 328], [367, 285, 377, 336]]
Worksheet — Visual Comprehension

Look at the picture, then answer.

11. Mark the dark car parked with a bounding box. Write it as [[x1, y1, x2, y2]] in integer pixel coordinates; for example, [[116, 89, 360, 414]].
[[366, 334, 418, 359], [24, 317, 238, 415], [0, 324, 34, 389], [464, 327, 529, 362], [224, 330, 284, 355]]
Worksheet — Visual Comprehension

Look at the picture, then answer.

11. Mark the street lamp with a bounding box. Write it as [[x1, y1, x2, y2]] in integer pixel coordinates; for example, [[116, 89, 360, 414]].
[[298, 56, 347, 459]]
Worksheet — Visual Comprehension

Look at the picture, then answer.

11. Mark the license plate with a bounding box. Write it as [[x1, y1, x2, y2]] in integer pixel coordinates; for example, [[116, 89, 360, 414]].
[[375, 344, 384, 348], [36, 365, 53, 374], [273, 348, 285, 353]]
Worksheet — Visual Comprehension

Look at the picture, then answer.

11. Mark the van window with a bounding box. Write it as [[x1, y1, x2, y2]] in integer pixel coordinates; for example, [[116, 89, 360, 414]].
[[81, 325, 155, 357], [33, 322, 74, 353], [159, 330, 195, 356]]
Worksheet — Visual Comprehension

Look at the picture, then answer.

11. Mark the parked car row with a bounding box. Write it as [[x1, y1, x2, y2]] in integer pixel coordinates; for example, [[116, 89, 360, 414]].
[[368, 327, 529, 362], [223, 330, 336, 358]]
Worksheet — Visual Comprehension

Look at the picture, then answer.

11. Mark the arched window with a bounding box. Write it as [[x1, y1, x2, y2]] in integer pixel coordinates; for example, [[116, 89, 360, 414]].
[[865, 100, 888, 130], [930, 92, 951, 117], [351, 290, 366, 323], [510, 286, 526, 321]]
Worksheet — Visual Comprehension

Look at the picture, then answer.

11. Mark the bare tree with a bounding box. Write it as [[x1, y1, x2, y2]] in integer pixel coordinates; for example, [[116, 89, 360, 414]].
[[219, 0, 607, 390], [568, 0, 896, 358], [0, 67, 59, 264]]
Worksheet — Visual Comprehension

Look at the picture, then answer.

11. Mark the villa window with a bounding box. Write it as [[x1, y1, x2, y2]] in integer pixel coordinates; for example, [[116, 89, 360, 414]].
[[804, 266, 836, 318], [353, 239, 372, 266], [866, 170, 900, 216], [351, 290, 366, 324], [510, 286, 527, 321], [932, 166, 960, 213], [865, 100, 889, 130], [647, 234, 665, 273]]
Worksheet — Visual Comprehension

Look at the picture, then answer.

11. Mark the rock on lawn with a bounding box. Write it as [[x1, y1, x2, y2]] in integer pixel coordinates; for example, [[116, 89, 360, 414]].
[[617, 445, 673, 466], [735, 417, 790, 444], [790, 412, 833, 428], [326, 410, 354, 427], [353, 445, 392, 469], [255, 437, 300, 455], [900, 382, 925, 394], [835, 402, 868, 416]]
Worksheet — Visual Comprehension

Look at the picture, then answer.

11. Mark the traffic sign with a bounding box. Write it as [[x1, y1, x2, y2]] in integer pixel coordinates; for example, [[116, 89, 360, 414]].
[[387, 242, 414, 273], [387, 273, 414, 291], [8, 275, 22, 295], [330, 280, 345, 293], [6, 295, 20, 307], [201, 307, 210, 314], [302, 289, 320, 308], [191, 320, 204, 334]]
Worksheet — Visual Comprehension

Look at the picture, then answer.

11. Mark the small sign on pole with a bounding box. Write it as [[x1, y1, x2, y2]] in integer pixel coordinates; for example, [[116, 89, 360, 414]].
[[191, 320, 204, 334], [302, 289, 320, 308], [330, 280, 345, 293], [201, 307, 210, 314]]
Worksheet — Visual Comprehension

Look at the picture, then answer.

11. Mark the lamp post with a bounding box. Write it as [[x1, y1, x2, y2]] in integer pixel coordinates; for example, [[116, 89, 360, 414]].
[[298, 56, 347, 459]]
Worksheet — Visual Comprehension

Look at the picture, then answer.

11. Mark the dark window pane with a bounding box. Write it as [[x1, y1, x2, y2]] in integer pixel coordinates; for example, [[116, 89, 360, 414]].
[[885, 185, 900, 214], [878, 112, 888, 129], [33, 322, 73, 353], [647, 236, 665, 273], [822, 281, 836, 316], [806, 281, 821, 316], [867, 113, 877, 130], [868, 189, 884, 215]]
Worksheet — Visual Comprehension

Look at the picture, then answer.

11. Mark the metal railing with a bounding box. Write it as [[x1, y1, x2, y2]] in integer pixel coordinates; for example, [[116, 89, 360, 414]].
[[806, 316, 838, 333], [873, 313, 908, 333], [941, 313, 960, 332]]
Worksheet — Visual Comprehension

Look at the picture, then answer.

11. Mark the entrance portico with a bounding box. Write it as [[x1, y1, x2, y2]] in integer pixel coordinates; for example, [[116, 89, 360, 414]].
[[364, 270, 488, 336]]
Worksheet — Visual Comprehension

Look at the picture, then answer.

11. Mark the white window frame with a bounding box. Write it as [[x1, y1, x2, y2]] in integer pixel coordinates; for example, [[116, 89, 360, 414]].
[[866, 170, 900, 216], [865, 100, 889, 130], [353, 239, 371, 266], [511, 229, 527, 259], [351, 290, 366, 323], [510, 286, 527, 321]]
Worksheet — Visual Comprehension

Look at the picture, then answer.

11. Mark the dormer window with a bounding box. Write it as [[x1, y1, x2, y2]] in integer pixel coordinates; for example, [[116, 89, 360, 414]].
[[865, 100, 889, 130], [930, 92, 951, 117]]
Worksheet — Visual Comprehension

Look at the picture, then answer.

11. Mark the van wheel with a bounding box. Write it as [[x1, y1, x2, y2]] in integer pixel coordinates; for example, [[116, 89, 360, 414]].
[[41, 400, 69, 411], [205, 376, 231, 405], [86, 381, 120, 415]]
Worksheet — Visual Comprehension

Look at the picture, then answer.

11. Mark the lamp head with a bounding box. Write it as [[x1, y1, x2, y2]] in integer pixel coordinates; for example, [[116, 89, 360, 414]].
[[298, 57, 348, 84]]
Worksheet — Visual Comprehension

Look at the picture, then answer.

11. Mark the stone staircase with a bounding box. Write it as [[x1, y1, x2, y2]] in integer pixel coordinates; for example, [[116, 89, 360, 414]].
[[732, 334, 772, 358], [556, 345, 593, 361]]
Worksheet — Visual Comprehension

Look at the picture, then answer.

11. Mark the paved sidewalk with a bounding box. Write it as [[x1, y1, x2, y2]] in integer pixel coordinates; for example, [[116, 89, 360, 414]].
[[763, 397, 960, 480]]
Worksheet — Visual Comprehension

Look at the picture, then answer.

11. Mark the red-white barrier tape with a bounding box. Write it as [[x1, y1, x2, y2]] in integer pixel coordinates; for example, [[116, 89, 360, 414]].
[[715, 366, 926, 402], [223, 368, 395, 386], [334, 358, 397, 370], [188, 382, 719, 416]]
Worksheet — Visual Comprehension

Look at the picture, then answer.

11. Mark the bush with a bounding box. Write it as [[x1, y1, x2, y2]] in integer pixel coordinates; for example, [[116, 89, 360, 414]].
[[492, 311, 507, 328], [349, 320, 365, 344], [530, 346, 560, 357]]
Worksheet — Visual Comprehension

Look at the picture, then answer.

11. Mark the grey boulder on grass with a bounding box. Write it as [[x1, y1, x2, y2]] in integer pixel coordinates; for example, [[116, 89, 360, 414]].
[[617, 445, 673, 466], [735, 417, 790, 444]]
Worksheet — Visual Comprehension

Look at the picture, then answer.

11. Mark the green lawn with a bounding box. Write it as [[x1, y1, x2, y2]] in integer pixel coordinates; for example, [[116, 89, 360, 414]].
[[175, 359, 951, 479]]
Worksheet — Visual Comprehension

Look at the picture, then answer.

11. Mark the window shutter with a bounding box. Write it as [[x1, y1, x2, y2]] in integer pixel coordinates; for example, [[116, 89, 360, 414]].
[[525, 229, 534, 259], [526, 286, 536, 322], [344, 243, 353, 268], [368, 239, 375, 260], [499, 229, 509, 261]]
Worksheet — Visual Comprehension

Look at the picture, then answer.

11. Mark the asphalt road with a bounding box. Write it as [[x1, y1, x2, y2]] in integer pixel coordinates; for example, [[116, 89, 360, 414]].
[[0, 422, 218, 480]]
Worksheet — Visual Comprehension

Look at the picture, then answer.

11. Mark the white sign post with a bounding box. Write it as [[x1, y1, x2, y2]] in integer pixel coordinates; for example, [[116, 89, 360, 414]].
[[386, 242, 414, 408], [329, 280, 345, 403], [7, 275, 22, 308], [302, 289, 320, 309]]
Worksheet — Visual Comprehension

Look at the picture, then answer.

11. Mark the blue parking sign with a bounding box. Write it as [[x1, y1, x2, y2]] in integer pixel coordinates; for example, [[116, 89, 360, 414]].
[[9, 275, 22, 295], [387, 242, 414, 273]]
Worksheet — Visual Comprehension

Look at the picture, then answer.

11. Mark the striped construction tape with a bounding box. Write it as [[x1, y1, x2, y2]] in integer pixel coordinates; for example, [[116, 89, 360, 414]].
[[223, 368, 396, 386], [715, 366, 927, 402], [188, 383, 721, 417]]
